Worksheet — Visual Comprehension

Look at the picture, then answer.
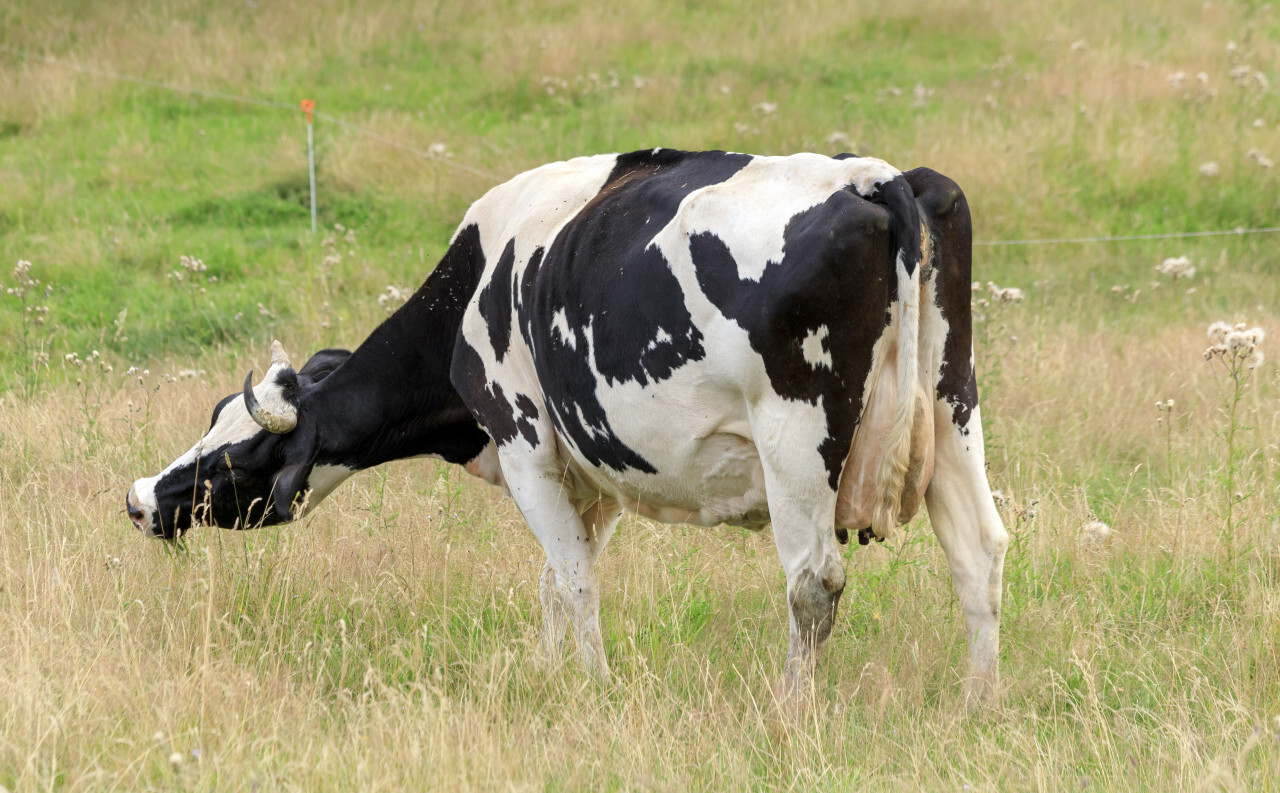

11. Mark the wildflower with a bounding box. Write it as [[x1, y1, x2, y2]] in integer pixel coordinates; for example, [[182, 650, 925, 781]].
[[1081, 521, 1111, 544], [7, 259, 38, 298], [427, 142, 449, 158], [1246, 149, 1274, 169], [987, 282, 1025, 303], [1205, 320, 1265, 364], [754, 101, 778, 115], [719, 84, 731, 95], [169, 751, 184, 771], [1155, 255, 1195, 280], [1198, 161, 1220, 177], [1167, 71, 1187, 88], [826, 131, 852, 148], [378, 285, 407, 313], [1070, 40, 1087, 52], [991, 489, 1008, 506], [911, 83, 935, 106], [632, 75, 649, 89], [179, 255, 206, 274]]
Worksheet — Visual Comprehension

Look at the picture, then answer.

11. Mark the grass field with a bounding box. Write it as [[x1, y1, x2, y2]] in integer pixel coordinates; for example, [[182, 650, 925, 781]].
[[2, 0, 1279, 789]]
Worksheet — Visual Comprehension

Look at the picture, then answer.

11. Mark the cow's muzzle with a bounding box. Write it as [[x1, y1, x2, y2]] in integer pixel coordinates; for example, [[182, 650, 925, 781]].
[[125, 487, 164, 538]]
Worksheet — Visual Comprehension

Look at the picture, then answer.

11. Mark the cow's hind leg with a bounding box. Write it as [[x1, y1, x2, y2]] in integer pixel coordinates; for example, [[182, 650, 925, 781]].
[[755, 419, 846, 707], [924, 406, 1009, 707]]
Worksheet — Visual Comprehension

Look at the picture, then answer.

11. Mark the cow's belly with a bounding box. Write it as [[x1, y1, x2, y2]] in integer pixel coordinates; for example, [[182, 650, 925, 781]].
[[561, 428, 771, 529]]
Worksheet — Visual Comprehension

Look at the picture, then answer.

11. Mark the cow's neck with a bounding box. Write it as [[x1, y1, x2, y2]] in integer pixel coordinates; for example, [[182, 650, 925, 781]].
[[305, 226, 489, 471]]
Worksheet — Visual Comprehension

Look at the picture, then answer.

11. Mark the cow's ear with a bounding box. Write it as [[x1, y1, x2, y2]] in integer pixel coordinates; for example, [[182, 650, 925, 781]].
[[298, 348, 352, 385], [271, 462, 314, 522]]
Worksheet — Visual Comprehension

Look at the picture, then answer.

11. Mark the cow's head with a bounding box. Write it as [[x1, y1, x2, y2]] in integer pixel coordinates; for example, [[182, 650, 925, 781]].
[[125, 341, 350, 539]]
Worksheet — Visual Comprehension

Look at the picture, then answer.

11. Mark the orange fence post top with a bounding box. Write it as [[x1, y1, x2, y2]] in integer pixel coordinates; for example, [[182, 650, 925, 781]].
[[300, 99, 315, 124]]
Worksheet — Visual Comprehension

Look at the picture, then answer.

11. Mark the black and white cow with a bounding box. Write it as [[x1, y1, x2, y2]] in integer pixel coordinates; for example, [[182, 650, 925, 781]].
[[127, 149, 1008, 703]]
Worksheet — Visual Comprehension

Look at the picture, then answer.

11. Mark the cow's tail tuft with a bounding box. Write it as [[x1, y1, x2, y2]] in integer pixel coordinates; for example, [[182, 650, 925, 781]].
[[870, 176, 923, 540]]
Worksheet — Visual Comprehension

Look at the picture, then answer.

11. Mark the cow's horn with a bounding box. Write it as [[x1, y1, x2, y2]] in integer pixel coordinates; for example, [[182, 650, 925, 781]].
[[243, 371, 298, 434]]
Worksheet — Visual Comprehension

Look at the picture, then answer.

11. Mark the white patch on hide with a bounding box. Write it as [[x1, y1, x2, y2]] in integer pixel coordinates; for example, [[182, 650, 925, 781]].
[[551, 308, 576, 349], [303, 464, 355, 513], [802, 325, 832, 369], [647, 327, 672, 351]]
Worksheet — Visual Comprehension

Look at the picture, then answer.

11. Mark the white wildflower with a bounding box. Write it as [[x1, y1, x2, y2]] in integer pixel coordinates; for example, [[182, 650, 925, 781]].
[[1199, 161, 1220, 177], [1167, 71, 1187, 88], [1246, 148, 1274, 169], [377, 285, 407, 313], [1081, 521, 1111, 544], [632, 75, 649, 89], [754, 101, 778, 115], [169, 751, 183, 771], [1207, 321, 1232, 343], [1070, 40, 1087, 52], [987, 282, 1025, 303], [1155, 255, 1195, 280], [1248, 351, 1265, 369], [427, 142, 449, 158]]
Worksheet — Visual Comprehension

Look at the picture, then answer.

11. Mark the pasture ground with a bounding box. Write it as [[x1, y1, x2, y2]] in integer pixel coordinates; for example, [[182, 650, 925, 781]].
[[2, 0, 1278, 789]]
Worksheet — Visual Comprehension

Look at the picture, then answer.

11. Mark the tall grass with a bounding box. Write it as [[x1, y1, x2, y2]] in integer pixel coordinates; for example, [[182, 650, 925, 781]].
[[2, 0, 1279, 789]]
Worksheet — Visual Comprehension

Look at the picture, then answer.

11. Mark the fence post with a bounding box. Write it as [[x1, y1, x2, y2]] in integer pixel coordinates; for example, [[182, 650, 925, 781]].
[[301, 99, 317, 234]]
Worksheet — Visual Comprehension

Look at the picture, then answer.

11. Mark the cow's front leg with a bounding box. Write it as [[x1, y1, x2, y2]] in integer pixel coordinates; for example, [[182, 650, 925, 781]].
[[503, 459, 620, 678], [924, 404, 1009, 708], [536, 498, 622, 673]]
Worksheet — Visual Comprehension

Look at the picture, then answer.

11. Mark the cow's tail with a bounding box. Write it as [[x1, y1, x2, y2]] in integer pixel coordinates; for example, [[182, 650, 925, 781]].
[[870, 176, 923, 541]]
